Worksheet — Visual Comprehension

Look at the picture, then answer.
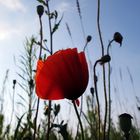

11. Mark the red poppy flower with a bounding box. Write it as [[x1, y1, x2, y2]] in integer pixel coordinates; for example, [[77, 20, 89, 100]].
[[35, 48, 89, 100]]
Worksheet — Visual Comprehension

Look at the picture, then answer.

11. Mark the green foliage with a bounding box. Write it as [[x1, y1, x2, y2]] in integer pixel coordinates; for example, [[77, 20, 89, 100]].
[[0, 114, 4, 138]]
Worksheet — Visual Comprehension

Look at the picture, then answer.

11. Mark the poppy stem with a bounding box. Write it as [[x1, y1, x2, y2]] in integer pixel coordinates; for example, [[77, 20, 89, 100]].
[[47, 2, 53, 55], [10, 81, 16, 125], [34, 5, 44, 139], [46, 2, 53, 140], [72, 100, 84, 140], [39, 16, 43, 59], [107, 39, 114, 55], [83, 42, 88, 52], [97, 0, 108, 139], [93, 60, 101, 140], [46, 100, 51, 140], [107, 40, 114, 140], [33, 98, 40, 140]]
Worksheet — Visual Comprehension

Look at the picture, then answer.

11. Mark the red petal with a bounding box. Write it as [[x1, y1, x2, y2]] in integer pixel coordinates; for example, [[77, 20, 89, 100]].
[[36, 58, 65, 100], [78, 52, 89, 93], [75, 99, 80, 106], [60, 48, 84, 99]]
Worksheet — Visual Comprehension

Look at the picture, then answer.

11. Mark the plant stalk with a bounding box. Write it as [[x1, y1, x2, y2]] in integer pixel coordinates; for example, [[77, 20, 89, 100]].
[[46, 2, 53, 140], [97, 0, 108, 139], [107, 39, 114, 140], [73, 100, 84, 140], [93, 60, 101, 140]]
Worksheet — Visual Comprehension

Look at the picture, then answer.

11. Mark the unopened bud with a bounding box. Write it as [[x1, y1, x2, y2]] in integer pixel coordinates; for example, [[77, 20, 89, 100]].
[[37, 5, 44, 17], [13, 79, 16, 85], [113, 32, 123, 46], [90, 87, 94, 95], [87, 35, 92, 43], [100, 55, 111, 65]]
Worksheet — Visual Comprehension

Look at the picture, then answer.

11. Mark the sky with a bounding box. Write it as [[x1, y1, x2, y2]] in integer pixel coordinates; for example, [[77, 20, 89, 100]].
[[0, 0, 140, 129]]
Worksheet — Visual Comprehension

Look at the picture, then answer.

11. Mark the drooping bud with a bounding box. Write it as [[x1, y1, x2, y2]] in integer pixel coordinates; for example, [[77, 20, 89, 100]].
[[113, 32, 123, 46], [100, 55, 111, 65], [37, 5, 44, 17], [86, 35, 92, 43]]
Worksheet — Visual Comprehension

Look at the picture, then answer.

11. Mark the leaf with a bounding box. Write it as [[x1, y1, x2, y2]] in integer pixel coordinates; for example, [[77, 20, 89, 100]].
[[54, 10, 58, 19], [52, 15, 63, 34], [16, 102, 26, 109], [14, 113, 26, 139], [65, 22, 72, 38], [76, 0, 82, 19], [54, 104, 60, 116], [37, 0, 46, 6]]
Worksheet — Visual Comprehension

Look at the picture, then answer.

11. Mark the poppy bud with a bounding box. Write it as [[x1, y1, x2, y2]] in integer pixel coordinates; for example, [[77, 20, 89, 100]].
[[100, 55, 111, 65], [13, 79, 16, 89], [119, 113, 133, 134], [90, 87, 94, 95], [37, 5, 44, 17], [113, 32, 123, 46], [28, 79, 34, 88], [87, 35, 92, 43], [13, 79, 16, 85]]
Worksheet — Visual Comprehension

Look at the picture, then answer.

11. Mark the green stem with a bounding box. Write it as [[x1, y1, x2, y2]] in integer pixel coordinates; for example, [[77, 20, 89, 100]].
[[93, 60, 101, 140], [34, 12, 43, 140], [39, 16, 43, 59], [107, 39, 114, 140], [46, 101, 52, 140], [46, 2, 53, 140], [97, 0, 107, 139], [33, 98, 40, 140], [73, 100, 84, 140], [10, 84, 16, 125]]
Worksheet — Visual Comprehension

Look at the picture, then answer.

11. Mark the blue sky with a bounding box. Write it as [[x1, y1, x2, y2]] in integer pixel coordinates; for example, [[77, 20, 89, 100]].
[[0, 0, 140, 127]]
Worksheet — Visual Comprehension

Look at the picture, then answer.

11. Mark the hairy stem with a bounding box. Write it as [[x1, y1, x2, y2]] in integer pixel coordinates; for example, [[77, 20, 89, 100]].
[[73, 100, 84, 140]]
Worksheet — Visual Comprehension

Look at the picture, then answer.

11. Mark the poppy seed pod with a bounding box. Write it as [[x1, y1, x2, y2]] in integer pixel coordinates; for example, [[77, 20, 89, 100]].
[[100, 55, 111, 65], [87, 35, 92, 43], [113, 32, 123, 46], [37, 5, 44, 17], [119, 113, 133, 134], [35, 48, 89, 100]]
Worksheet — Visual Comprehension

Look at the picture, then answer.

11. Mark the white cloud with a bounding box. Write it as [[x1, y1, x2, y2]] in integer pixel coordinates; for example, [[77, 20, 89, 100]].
[[0, 23, 22, 41], [0, 0, 26, 12], [55, 2, 72, 14]]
